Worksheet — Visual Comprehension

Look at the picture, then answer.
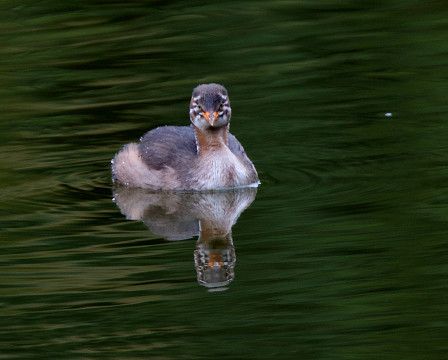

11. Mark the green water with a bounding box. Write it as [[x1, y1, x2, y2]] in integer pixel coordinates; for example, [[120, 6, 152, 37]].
[[1, 1, 448, 359]]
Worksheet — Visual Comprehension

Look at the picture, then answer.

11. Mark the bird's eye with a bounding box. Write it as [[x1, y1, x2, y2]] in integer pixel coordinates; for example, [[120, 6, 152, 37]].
[[197, 105, 202, 111], [219, 103, 224, 110]]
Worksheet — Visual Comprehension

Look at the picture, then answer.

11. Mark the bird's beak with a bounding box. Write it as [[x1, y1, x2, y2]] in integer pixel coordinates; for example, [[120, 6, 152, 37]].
[[204, 111, 219, 126]]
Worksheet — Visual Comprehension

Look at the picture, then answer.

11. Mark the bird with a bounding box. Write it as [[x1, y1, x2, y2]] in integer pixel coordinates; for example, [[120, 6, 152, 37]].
[[111, 83, 259, 190]]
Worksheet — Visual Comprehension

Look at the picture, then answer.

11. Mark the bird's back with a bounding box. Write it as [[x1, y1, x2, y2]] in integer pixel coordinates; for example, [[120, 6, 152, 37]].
[[139, 125, 250, 171], [139, 126, 197, 171]]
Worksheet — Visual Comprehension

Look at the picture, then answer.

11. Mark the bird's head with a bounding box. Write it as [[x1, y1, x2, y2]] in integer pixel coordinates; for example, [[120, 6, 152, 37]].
[[189, 83, 231, 130]]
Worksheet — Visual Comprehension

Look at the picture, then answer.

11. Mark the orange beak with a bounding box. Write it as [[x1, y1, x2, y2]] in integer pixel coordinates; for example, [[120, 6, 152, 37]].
[[204, 111, 220, 126]]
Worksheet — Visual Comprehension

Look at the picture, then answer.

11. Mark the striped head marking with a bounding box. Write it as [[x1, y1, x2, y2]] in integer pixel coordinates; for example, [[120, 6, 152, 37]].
[[190, 83, 232, 129]]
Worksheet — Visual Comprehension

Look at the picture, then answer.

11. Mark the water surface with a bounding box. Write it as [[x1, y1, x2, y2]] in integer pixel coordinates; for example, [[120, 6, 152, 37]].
[[1, 1, 448, 359]]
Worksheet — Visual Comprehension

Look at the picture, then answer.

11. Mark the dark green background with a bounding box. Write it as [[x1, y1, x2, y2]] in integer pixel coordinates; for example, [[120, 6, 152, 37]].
[[1, 1, 448, 359]]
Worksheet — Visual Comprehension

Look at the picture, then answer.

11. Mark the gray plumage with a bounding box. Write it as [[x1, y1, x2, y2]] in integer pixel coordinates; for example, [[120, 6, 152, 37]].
[[138, 125, 248, 171]]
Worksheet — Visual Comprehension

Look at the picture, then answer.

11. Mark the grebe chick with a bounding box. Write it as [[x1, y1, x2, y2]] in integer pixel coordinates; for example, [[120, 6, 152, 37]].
[[112, 83, 259, 190]]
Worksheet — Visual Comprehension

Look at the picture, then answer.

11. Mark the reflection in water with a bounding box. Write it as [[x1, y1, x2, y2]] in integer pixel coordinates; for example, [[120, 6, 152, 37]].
[[113, 186, 257, 289]]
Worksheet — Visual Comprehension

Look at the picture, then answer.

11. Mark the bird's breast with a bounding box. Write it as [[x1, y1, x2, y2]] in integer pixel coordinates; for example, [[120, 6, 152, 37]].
[[192, 147, 251, 189]]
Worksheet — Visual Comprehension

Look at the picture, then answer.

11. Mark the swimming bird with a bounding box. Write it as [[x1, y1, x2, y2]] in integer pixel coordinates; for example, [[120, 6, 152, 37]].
[[112, 83, 259, 190]]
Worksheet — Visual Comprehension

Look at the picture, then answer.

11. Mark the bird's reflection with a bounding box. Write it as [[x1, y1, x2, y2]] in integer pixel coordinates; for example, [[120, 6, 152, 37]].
[[113, 186, 257, 289]]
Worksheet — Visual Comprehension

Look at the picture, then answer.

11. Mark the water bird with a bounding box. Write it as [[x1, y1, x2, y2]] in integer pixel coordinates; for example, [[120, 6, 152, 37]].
[[112, 83, 259, 190]]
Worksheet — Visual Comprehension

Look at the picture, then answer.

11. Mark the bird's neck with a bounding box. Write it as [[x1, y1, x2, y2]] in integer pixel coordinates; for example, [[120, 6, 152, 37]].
[[194, 124, 229, 154]]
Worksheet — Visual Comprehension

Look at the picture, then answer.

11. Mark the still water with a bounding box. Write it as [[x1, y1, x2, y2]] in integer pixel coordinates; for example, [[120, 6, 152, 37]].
[[1, 1, 448, 359]]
